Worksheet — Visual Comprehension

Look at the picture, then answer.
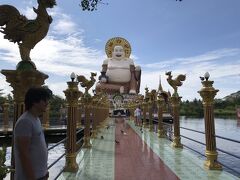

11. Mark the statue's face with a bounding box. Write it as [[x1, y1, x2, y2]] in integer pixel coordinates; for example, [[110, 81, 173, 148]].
[[112, 46, 125, 60]]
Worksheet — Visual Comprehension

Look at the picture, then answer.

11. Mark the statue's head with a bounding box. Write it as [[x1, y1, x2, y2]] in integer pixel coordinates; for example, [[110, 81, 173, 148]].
[[112, 45, 125, 60]]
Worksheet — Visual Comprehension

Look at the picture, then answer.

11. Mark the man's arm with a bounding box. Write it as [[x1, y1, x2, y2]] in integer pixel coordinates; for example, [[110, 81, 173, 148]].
[[16, 136, 36, 180]]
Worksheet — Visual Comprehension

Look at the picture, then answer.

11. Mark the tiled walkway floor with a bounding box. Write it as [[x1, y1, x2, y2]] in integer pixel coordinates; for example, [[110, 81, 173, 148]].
[[58, 118, 239, 180]]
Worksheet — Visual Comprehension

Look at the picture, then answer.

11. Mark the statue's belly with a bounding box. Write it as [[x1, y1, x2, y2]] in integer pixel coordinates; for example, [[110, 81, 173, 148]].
[[106, 69, 131, 83]]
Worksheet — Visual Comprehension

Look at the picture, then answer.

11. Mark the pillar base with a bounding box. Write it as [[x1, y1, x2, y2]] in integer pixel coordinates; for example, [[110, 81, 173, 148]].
[[158, 129, 165, 138], [143, 121, 148, 127], [91, 130, 97, 138], [204, 150, 222, 170], [83, 137, 92, 148], [64, 153, 79, 172], [149, 124, 154, 132], [171, 136, 183, 148], [96, 126, 102, 134]]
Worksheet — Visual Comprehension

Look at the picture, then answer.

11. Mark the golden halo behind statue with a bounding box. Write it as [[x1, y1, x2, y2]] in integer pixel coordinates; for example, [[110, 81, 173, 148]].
[[105, 37, 131, 58]]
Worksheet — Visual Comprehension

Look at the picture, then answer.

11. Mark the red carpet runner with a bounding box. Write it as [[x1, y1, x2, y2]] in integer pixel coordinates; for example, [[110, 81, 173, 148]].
[[114, 118, 179, 180]]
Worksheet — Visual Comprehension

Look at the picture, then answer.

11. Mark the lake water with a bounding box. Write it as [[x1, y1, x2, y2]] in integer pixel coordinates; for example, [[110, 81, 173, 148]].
[[2, 117, 240, 179], [180, 117, 240, 176]]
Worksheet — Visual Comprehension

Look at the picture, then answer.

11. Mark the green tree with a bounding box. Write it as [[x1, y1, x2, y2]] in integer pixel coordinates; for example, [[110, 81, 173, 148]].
[[49, 95, 66, 117]]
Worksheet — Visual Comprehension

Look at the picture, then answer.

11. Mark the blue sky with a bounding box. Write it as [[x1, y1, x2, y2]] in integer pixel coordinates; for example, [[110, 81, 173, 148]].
[[0, 0, 240, 100]]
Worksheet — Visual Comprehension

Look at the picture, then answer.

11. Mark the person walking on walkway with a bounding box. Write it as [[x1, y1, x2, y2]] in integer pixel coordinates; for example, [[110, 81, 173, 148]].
[[134, 107, 141, 126], [14, 87, 52, 180]]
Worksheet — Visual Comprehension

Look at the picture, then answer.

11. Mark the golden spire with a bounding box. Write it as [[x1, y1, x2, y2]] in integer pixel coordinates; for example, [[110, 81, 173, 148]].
[[158, 75, 163, 93]]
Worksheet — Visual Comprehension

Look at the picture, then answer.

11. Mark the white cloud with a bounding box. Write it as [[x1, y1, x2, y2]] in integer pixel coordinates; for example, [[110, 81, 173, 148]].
[[139, 49, 240, 100]]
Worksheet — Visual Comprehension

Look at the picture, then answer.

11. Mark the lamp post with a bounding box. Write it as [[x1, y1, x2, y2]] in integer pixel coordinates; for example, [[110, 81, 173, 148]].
[[198, 72, 222, 170], [63, 72, 80, 172]]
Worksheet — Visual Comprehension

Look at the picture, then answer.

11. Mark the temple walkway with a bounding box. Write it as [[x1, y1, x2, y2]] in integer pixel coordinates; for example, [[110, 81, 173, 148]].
[[58, 118, 239, 180]]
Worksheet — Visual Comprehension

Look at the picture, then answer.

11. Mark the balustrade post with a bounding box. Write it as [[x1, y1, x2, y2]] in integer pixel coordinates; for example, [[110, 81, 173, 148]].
[[157, 95, 165, 138], [3, 101, 9, 131], [198, 73, 222, 170], [82, 94, 92, 148], [148, 100, 154, 131], [170, 94, 183, 148], [91, 99, 98, 138], [63, 80, 80, 172], [96, 105, 102, 134], [77, 102, 82, 128], [165, 72, 186, 148], [142, 102, 147, 127]]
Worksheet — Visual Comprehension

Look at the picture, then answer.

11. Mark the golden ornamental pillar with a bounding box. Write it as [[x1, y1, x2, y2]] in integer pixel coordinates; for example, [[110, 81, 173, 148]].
[[148, 100, 154, 131], [142, 102, 147, 126], [198, 73, 222, 170], [1, 66, 48, 180], [170, 94, 183, 148], [157, 95, 165, 138], [165, 71, 186, 148], [91, 98, 98, 138], [82, 93, 92, 148], [77, 102, 82, 128], [3, 101, 9, 131], [77, 72, 96, 146], [63, 77, 81, 172], [96, 105, 101, 134]]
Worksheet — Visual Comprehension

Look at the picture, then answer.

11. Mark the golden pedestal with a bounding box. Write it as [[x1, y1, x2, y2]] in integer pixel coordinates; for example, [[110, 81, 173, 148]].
[[158, 129, 165, 138], [171, 136, 183, 148], [83, 136, 92, 148], [204, 150, 222, 170]]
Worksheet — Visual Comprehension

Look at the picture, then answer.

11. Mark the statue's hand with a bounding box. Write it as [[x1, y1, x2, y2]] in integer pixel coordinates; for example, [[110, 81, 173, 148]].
[[99, 72, 108, 83], [100, 77, 107, 83]]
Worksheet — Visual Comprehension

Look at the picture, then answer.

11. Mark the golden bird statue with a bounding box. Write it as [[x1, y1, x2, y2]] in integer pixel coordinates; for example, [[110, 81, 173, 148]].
[[0, 0, 56, 64], [77, 72, 97, 94], [165, 71, 186, 95]]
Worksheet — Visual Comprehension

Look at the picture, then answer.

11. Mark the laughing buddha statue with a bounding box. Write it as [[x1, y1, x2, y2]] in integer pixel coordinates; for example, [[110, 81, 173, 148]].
[[96, 37, 141, 94]]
